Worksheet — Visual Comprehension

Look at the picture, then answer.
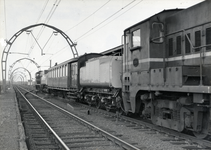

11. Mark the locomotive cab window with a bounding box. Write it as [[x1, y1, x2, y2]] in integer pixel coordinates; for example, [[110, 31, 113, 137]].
[[195, 30, 201, 52], [176, 35, 182, 55], [132, 29, 141, 48], [168, 38, 173, 56], [185, 33, 191, 54], [206, 27, 211, 50]]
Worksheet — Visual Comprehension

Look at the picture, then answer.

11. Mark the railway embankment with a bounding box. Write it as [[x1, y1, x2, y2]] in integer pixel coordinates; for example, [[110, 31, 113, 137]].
[[0, 88, 27, 150]]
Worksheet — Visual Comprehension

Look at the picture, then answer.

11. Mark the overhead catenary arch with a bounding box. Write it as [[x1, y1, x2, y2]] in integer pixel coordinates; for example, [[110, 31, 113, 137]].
[[11, 74, 25, 84], [10, 67, 32, 85], [1, 23, 78, 92], [8, 58, 40, 81], [11, 71, 27, 82]]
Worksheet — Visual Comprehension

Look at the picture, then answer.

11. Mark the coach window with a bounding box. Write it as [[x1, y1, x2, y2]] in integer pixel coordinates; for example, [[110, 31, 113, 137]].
[[63, 66, 65, 77], [195, 30, 201, 52], [65, 65, 67, 76], [60, 67, 61, 77], [56, 68, 58, 78], [62, 66, 64, 77], [132, 29, 141, 47], [62, 66, 63, 77], [206, 27, 211, 50]]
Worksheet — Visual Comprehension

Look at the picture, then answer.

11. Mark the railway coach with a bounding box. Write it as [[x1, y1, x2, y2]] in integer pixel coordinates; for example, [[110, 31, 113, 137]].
[[46, 53, 101, 98]]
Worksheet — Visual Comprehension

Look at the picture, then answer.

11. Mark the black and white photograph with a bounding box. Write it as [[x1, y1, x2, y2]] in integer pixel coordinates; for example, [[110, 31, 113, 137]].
[[0, 0, 210, 149]]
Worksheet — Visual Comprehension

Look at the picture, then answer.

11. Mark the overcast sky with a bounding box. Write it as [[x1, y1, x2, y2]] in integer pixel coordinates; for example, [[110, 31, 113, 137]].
[[0, 0, 204, 82]]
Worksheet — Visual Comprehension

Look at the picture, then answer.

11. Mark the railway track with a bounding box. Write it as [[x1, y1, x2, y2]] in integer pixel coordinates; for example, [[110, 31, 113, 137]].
[[80, 101, 211, 150], [36, 90, 211, 150], [15, 86, 141, 150]]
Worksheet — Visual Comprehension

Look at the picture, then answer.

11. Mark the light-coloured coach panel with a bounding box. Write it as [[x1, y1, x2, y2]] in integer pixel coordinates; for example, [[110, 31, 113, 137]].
[[80, 56, 122, 88]]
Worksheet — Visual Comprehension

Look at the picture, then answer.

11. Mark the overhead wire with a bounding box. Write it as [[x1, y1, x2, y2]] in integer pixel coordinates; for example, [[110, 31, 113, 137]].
[[65, 0, 111, 32], [27, 0, 50, 55], [26, 0, 61, 69], [30, 0, 139, 72], [45, 0, 111, 58], [74, 0, 137, 42], [4, 0, 7, 39], [28, 0, 61, 56], [35, 0, 49, 24], [32, 0, 112, 71], [78, 0, 144, 42], [51, 0, 138, 52]]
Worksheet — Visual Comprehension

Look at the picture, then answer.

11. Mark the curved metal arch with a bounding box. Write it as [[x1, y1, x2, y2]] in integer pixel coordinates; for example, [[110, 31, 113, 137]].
[[1, 23, 78, 91], [8, 58, 40, 81], [11, 71, 27, 82], [10, 67, 32, 84], [11, 74, 24, 84]]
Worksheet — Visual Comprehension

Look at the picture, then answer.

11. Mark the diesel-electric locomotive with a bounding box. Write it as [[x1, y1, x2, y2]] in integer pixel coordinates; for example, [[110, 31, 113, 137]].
[[36, 1, 211, 138]]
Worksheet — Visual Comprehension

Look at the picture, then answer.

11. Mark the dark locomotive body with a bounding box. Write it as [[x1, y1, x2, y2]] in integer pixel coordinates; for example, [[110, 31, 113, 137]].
[[35, 70, 48, 91], [122, 0, 211, 138], [35, 1, 210, 138]]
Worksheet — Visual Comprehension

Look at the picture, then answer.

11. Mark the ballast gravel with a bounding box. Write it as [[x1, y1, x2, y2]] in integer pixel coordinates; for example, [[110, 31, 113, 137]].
[[45, 97, 188, 150]]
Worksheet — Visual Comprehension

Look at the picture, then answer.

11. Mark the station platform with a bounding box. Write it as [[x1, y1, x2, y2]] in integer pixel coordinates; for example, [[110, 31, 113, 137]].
[[0, 88, 27, 150]]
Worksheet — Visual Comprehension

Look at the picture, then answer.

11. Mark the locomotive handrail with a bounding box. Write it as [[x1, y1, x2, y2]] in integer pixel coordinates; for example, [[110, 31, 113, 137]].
[[151, 20, 211, 42], [151, 21, 211, 86]]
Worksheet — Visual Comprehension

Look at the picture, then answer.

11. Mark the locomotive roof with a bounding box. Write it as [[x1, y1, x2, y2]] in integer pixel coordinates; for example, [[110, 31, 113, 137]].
[[124, 9, 183, 32], [101, 45, 123, 56]]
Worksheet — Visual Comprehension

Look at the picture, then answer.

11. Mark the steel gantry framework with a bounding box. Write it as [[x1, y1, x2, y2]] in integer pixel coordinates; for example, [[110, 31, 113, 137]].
[[10, 67, 32, 85], [1, 23, 78, 92], [8, 58, 40, 82]]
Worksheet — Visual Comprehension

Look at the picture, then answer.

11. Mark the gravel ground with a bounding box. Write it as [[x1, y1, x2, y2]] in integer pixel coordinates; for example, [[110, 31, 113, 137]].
[[45, 96, 187, 150], [0, 89, 19, 150]]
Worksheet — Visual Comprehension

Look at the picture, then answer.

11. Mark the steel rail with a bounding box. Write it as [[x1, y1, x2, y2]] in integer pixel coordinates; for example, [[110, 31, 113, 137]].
[[18, 86, 141, 150], [15, 87, 70, 150], [80, 100, 211, 149]]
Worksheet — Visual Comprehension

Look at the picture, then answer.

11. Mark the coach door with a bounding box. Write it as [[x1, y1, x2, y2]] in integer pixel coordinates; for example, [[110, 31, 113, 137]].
[[71, 62, 78, 88]]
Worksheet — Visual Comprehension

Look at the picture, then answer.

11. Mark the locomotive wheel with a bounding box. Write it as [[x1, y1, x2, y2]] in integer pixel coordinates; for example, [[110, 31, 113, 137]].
[[193, 131, 208, 139]]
